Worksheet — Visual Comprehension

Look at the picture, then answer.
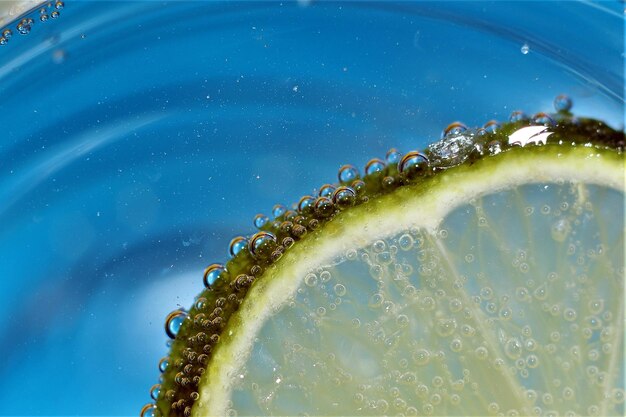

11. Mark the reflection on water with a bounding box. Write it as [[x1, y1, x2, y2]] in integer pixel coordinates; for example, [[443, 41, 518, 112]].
[[0, 1, 622, 414]]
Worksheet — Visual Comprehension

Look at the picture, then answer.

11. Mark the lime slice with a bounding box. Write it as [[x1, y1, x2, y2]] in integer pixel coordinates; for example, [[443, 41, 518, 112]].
[[198, 146, 624, 416], [149, 110, 625, 417]]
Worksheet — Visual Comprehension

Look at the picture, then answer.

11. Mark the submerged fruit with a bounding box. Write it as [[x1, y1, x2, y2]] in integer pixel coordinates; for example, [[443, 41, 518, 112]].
[[144, 99, 624, 417]]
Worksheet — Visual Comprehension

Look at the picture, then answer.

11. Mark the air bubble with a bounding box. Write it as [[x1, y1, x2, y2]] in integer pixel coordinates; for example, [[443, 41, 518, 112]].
[[333, 283, 346, 296], [587, 315, 602, 329], [158, 357, 169, 373], [376, 251, 392, 265], [542, 393, 553, 405], [297, 195, 315, 214], [480, 286, 493, 300], [421, 296, 436, 310], [588, 299, 604, 314], [525, 389, 538, 403], [386, 148, 402, 164], [563, 308, 577, 322], [402, 405, 418, 417], [304, 273, 318, 287], [398, 234, 414, 251], [150, 384, 161, 400], [140, 404, 157, 417], [253, 214, 269, 229], [331, 186, 356, 209], [194, 298, 207, 311], [272, 204, 287, 218], [533, 112, 555, 126], [400, 371, 415, 384], [533, 284, 547, 300], [521, 43, 529, 54], [203, 264, 224, 288], [353, 392, 364, 403], [505, 338, 522, 359], [509, 110, 528, 122], [165, 309, 188, 339], [613, 388, 625, 404], [461, 324, 475, 337], [600, 328, 614, 344], [372, 240, 386, 252], [524, 338, 537, 352], [435, 318, 457, 337], [318, 184, 336, 198], [450, 339, 462, 352], [398, 151, 428, 176], [365, 158, 386, 176], [413, 349, 430, 365], [562, 387, 574, 400], [442, 121, 468, 138], [350, 179, 365, 194], [320, 270, 332, 282], [554, 94, 572, 112], [416, 383, 429, 397], [449, 298, 462, 312], [249, 231, 277, 259], [499, 307, 512, 320], [338, 164, 359, 183], [314, 196, 334, 217], [483, 120, 500, 133], [229, 236, 248, 257]]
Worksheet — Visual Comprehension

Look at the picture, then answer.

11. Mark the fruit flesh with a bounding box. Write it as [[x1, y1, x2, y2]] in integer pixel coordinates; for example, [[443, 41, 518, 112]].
[[196, 146, 625, 416]]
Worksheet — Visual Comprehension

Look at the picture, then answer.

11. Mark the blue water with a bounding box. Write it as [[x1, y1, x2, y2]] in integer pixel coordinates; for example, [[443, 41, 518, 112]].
[[0, 2, 623, 415]]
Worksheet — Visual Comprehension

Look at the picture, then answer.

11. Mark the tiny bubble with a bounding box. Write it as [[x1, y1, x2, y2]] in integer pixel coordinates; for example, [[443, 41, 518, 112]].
[[521, 43, 530, 54]]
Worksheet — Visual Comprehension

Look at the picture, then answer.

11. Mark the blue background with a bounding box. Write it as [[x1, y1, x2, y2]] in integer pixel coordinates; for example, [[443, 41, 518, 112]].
[[0, 1, 623, 415]]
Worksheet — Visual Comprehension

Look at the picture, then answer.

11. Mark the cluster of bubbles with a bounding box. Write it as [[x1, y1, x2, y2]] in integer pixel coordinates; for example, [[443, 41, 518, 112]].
[[144, 94, 625, 417], [0, 1, 64, 45]]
